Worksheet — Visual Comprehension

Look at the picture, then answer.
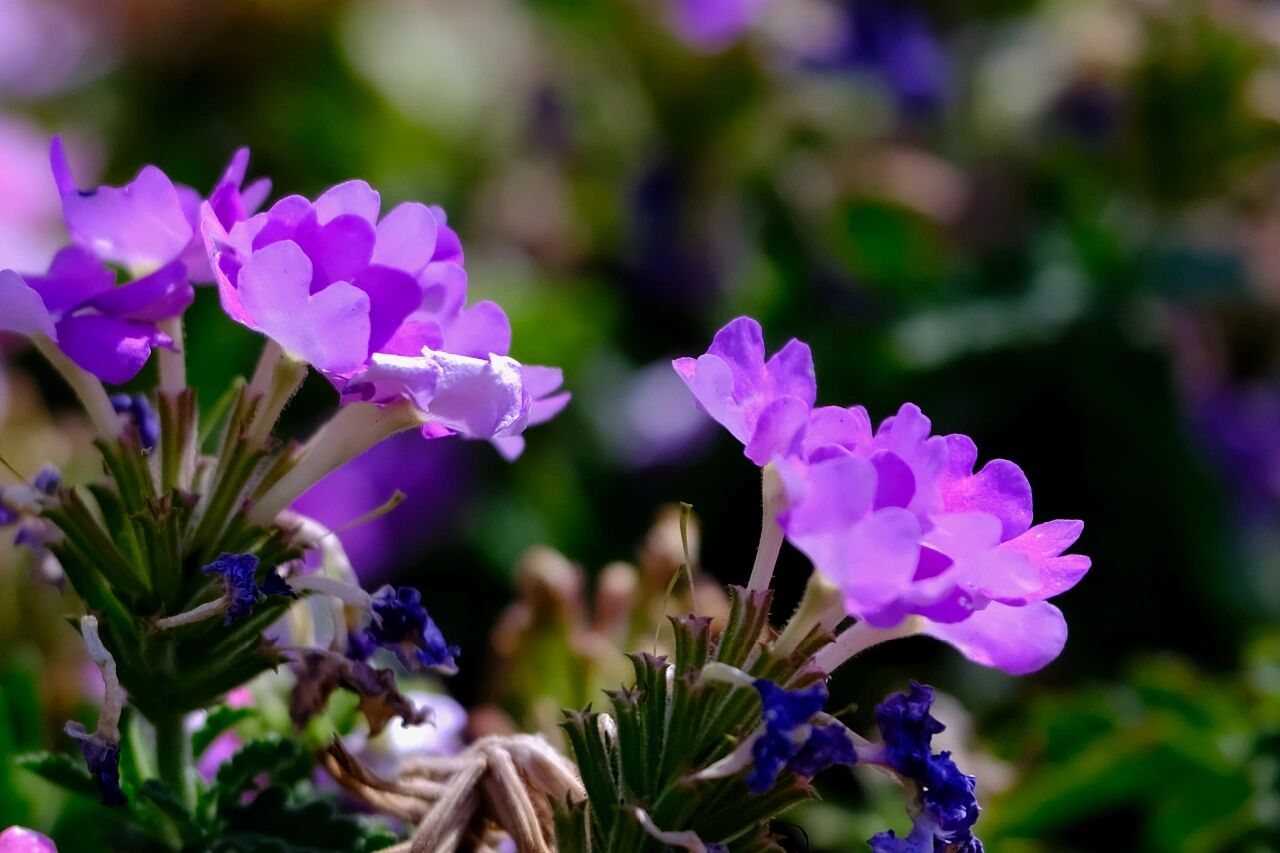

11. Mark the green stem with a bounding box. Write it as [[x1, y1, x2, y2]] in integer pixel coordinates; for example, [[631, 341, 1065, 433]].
[[153, 710, 192, 807]]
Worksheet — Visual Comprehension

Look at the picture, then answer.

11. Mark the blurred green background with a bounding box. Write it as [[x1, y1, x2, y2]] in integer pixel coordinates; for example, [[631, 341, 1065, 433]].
[[2, 0, 1280, 850]]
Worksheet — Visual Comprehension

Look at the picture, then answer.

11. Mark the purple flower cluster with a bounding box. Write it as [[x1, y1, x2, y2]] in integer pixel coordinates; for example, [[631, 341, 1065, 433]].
[[746, 679, 855, 792], [202, 553, 295, 625], [866, 683, 983, 853], [0, 140, 266, 384], [349, 585, 460, 674], [1, 137, 566, 455], [109, 393, 159, 450], [204, 179, 567, 448], [675, 317, 1089, 674]]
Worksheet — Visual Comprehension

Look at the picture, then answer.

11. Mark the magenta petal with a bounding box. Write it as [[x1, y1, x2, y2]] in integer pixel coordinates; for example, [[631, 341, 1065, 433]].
[[241, 178, 272, 215], [673, 352, 746, 442], [237, 241, 371, 373], [314, 179, 380, 225], [51, 138, 192, 271], [707, 316, 766, 382], [0, 269, 57, 339], [418, 262, 468, 316], [56, 314, 169, 384], [944, 458, 1033, 540], [999, 520, 1091, 601], [85, 261, 193, 321], [430, 207, 464, 263], [23, 246, 115, 314], [444, 300, 512, 358], [765, 338, 817, 407], [297, 214, 376, 291], [490, 435, 526, 460], [870, 450, 916, 509], [0, 826, 58, 853], [744, 396, 809, 465], [372, 202, 439, 273], [380, 321, 444, 357], [831, 507, 922, 616], [804, 405, 872, 454], [352, 264, 422, 354], [923, 600, 1068, 674]]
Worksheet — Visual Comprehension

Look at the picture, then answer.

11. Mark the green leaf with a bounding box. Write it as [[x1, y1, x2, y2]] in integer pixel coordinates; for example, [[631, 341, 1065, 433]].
[[208, 737, 311, 815], [16, 751, 101, 802], [212, 785, 397, 852], [140, 779, 206, 845]]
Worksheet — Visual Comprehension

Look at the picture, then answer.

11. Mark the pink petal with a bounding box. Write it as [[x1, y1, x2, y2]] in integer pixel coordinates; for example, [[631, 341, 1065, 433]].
[[943, 458, 1033, 540], [237, 240, 371, 373], [372, 202, 439, 273], [744, 395, 808, 465], [314, 179, 380, 225], [443, 300, 512, 358]]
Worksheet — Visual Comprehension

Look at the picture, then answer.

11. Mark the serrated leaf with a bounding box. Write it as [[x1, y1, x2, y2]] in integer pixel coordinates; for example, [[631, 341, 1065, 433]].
[[213, 785, 397, 853], [16, 751, 101, 801], [208, 737, 311, 815], [140, 779, 206, 844]]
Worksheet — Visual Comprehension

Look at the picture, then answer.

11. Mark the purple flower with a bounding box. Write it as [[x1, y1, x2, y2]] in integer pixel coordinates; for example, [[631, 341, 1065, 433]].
[[779, 403, 1087, 674], [31, 465, 59, 495], [674, 318, 1088, 675], [0, 139, 202, 383], [866, 683, 983, 853], [672, 317, 816, 465], [746, 679, 851, 792], [64, 723, 125, 806], [0, 825, 58, 853], [349, 585, 459, 674], [202, 553, 295, 625], [668, 0, 770, 52], [807, 1, 949, 114], [109, 392, 160, 450], [203, 184, 562, 446]]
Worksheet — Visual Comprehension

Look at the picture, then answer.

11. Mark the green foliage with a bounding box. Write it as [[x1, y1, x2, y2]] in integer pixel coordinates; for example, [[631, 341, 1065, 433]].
[[558, 588, 825, 852]]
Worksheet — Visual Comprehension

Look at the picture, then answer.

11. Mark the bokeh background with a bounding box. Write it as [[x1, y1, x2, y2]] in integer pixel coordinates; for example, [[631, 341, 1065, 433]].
[[2, 0, 1279, 850]]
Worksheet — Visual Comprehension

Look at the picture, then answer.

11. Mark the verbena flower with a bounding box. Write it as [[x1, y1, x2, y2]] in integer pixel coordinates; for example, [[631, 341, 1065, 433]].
[[672, 316, 815, 465], [674, 317, 1089, 675], [0, 139, 201, 383], [746, 679, 857, 792], [109, 392, 160, 450], [349, 585, 459, 674], [0, 825, 58, 853], [865, 683, 983, 852], [668, 0, 770, 52], [779, 402, 1088, 674], [203, 182, 563, 446], [202, 553, 295, 625]]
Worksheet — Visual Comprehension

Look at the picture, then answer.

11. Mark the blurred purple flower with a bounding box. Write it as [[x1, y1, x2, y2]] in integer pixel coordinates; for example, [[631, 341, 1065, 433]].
[[0, 115, 64, 270], [590, 359, 715, 469], [292, 430, 468, 581], [1190, 382, 1280, 520], [0, 0, 107, 98], [0, 826, 56, 853], [807, 1, 949, 114], [0, 138, 201, 384], [668, 0, 771, 52]]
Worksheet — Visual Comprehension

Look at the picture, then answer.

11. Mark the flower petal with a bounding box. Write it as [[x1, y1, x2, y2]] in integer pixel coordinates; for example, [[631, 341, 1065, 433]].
[[372, 202, 439, 274], [314, 179, 380, 225], [0, 269, 56, 340], [922, 600, 1067, 674], [56, 314, 169, 384], [51, 136, 192, 272], [237, 240, 371, 373], [84, 260, 193, 322], [22, 246, 114, 314]]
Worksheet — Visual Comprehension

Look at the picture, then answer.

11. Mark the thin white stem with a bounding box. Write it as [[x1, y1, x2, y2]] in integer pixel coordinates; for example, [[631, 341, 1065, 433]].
[[80, 616, 125, 741], [245, 342, 307, 445], [633, 807, 719, 853], [154, 596, 229, 630], [747, 464, 787, 592], [156, 316, 187, 394], [248, 401, 424, 526], [813, 617, 923, 674], [33, 335, 120, 440], [773, 571, 844, 658]]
